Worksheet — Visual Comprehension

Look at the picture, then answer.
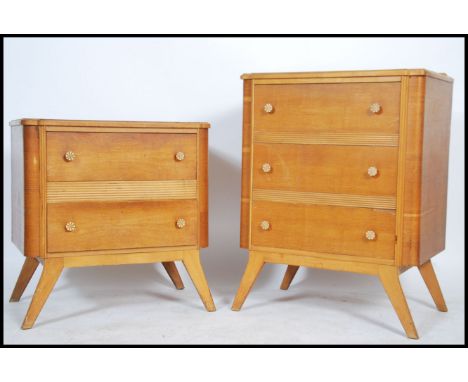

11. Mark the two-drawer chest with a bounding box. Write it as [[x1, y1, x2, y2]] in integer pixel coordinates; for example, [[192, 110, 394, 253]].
[[10, 119, 215, 329], [232, 69, 453, 339]]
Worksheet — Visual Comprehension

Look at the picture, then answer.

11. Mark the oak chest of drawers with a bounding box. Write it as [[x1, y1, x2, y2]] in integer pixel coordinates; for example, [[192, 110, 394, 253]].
[[10, 119, 215, 329], [232, 69, 453, 339]]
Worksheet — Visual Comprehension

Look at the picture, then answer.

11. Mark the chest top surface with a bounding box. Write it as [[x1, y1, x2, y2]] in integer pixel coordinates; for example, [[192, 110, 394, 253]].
[[241, 68, 453, 82], [10, 119, 210, 129]]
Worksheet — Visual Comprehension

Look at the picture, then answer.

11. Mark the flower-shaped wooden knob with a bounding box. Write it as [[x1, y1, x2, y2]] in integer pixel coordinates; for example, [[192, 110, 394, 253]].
[[260, 220, 270, 231], [369, 103, 381, 114], [264, 103, 274, 113], [176, 218, 186, 229], [365, 230, 376, 240], [175, 152, 185, 161], [367, 166, 378, 177], [64, 151, 76, 162], [262, 163, 272, 173], [65, 222, 76, 232]]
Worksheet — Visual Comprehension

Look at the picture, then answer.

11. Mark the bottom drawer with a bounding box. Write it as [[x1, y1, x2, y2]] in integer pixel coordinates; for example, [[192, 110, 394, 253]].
[[251, 201, 395, 260], [47, 200, 197, 253]]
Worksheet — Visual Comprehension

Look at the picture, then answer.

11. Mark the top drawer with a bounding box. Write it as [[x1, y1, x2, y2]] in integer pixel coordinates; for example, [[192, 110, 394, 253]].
[[47, 132, 197, 181], [254, 82, 401, 133]]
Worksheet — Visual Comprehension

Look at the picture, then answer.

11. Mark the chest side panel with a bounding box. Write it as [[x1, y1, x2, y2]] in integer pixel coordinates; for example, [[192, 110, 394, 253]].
[[419, 78, 453, 264], [198, 128, 209, 248], [11, 125, 41, 257], [240, 80, 253, 248]]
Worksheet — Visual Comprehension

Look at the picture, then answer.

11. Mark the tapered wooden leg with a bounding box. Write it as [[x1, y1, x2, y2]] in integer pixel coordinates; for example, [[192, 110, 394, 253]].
[[280, 265, 300, 290], [232, 251, 265, 311], [22, 258, 64, 330], [10, 257, 40, 302], [182, 252, 216, 312], [162, 261, 185, 290], [379, 265, 419, 339], [418, 260, 448, 312]]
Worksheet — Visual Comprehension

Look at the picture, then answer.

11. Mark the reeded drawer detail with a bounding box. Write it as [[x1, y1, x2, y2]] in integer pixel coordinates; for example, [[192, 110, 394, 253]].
[[47, 180, 197, 203], [47, 132, 197, 181], [47, 200, 198, 253], [254, 131, 399, 147], [254, 82, 401, 133], [253, 143, 398, 196], [251, 201, 396, 260], [253, 189, 396, 210]]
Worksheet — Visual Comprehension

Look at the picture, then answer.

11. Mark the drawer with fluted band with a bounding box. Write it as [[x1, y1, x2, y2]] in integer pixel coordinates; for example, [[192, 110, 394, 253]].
[[252, 143, 398, 199], [251, 200, 396, 260], [254, 82, 401, 134], [47, 200, 198, 253], [47, 132, 197, 181]]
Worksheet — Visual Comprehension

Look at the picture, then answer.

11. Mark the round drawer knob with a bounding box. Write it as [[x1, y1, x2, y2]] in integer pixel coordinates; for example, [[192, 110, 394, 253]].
[[261, 163, 272, 173], [367, 166, 378, 177], [365, 230, 376, 241], [64, 151, 76, 162], [65, 222, 76, 232], [260, 220, 270, 231], [264, 103, 274, 113], [369, 103, 381, 114], [176, 218, 186, 229], [175, 152, 185, 161]]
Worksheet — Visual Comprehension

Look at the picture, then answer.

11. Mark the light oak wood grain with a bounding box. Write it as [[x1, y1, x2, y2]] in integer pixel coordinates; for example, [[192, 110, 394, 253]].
[[254, 82, 401, 133], [253, 143, 398, 197], [231, 251, 265, 311], [182, 252, 216, 312], [252, 201, 396, 260], [418, 260, 447, 312], [162, 262, 185, 290], [11, 123, 25, 254], [10, 119, 214, 329], [22, 258, 64, 329], [254, 131, 399, 147], [11, 125, 41, 257], [47, 245, 198, 258], [379, 265, 419, 339], [261, 250, 381, 275], [47, 180, 197, 203], [9, 257, 39, 302], [11, 119, 210, 129], [198, 129, 209, 248], [240, 80, 253, 248], [62, 250, 189, 267], [47, 132, 197, 182], [280, 265, 299, 290], [253, 189, 396, 210], [238, 70, 453, 338], [47, 200, 198, 253], [254, 76, 401, 85], [251, 245, 394, 265], [241, 69, 453, 82], [399, 77, 453, 266]]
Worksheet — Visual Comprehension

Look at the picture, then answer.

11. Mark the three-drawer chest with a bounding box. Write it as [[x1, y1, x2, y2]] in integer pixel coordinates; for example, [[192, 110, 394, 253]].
[[232, 69, 453, 339], [10, 119, 215, 329]]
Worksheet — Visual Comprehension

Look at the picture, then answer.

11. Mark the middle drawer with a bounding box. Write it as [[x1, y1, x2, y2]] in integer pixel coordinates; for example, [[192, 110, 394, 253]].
[[253, 143, 398, 196], [47, 132, 197, 181]]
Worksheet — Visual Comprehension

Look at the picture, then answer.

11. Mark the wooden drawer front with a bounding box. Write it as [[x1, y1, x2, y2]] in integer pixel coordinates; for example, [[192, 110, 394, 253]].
[[253, 144, 398, 197], [252, 201, 395, 260], [254, 82, 400, 133], [47, 132, 197, 181], [47, 200, 197, 253]]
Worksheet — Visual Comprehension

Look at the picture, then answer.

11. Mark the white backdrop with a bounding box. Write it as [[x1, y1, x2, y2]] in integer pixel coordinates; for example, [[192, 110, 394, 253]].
[[3, 37, 465, 344]]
